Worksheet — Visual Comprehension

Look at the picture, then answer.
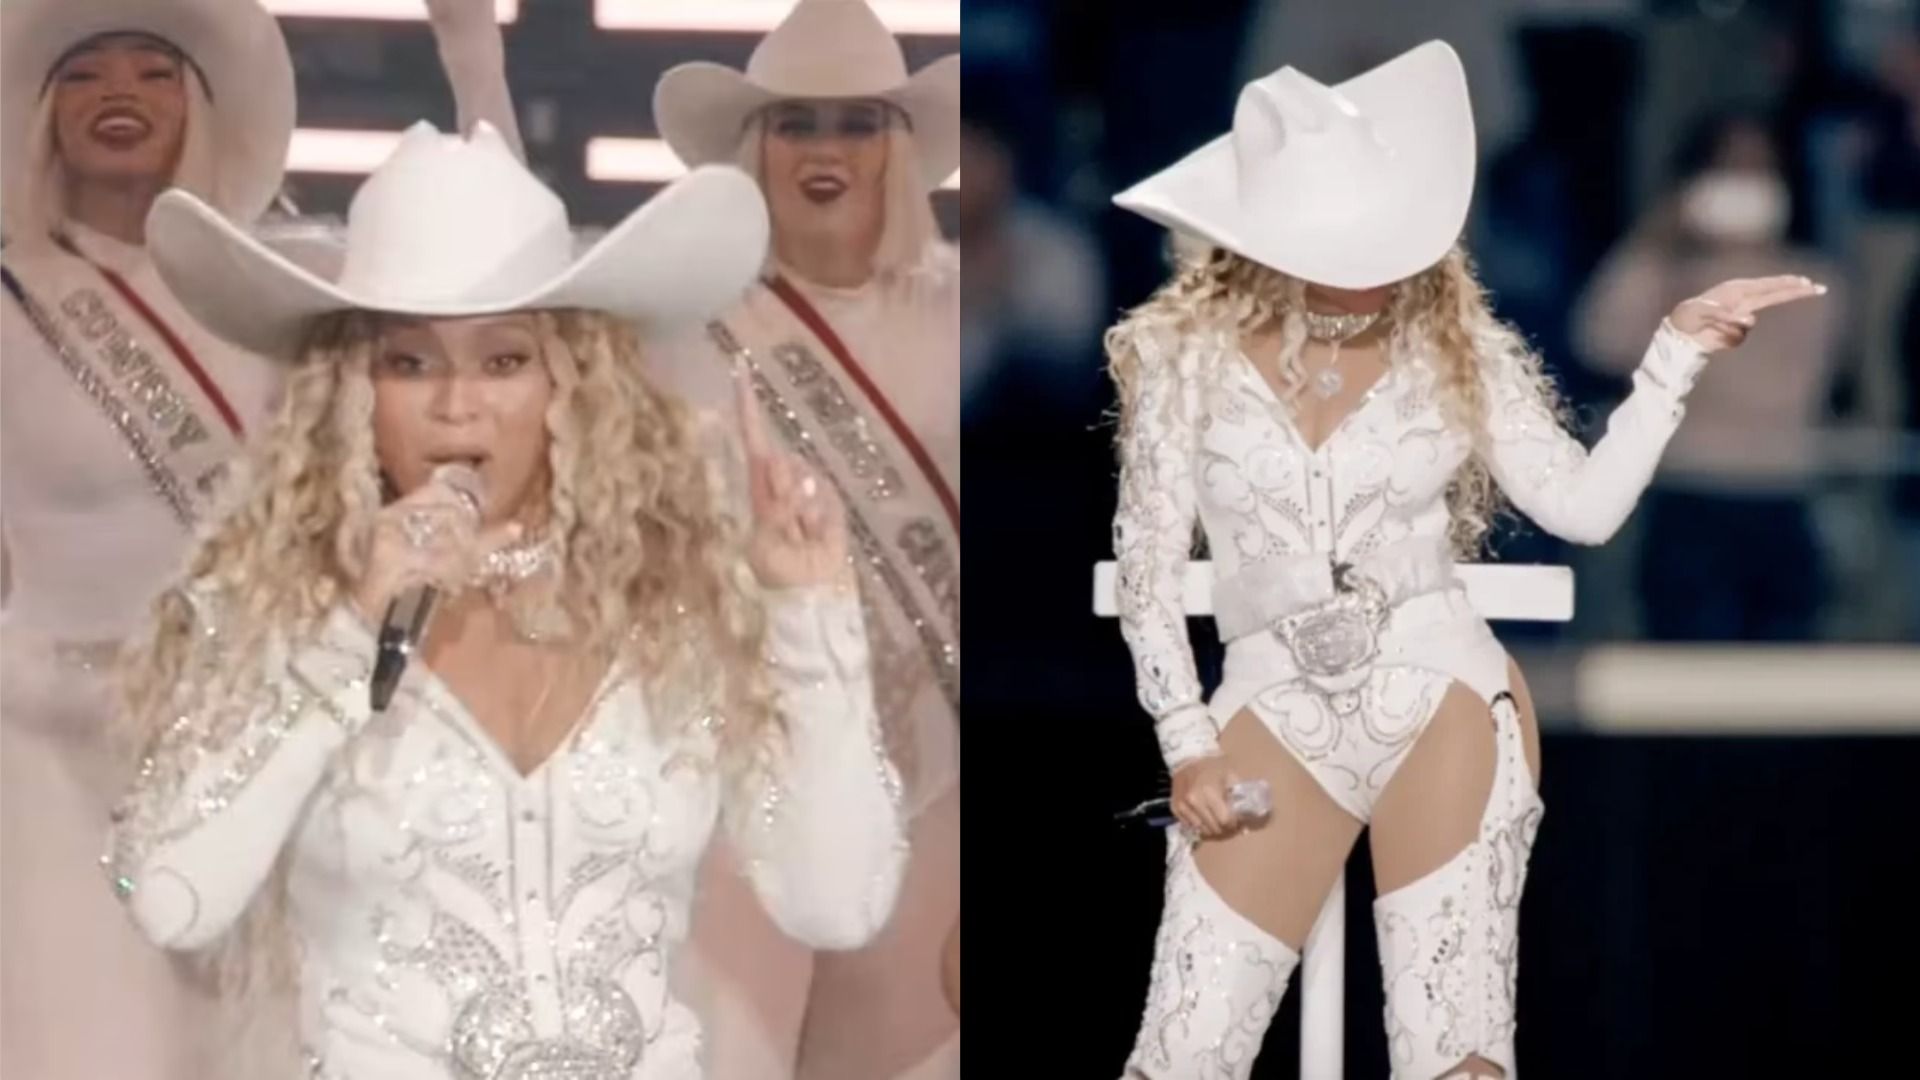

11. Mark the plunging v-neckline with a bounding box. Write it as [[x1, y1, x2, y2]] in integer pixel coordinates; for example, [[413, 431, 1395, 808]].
[[1234, 338, 1394, 455], [413, 658, 623, 783]]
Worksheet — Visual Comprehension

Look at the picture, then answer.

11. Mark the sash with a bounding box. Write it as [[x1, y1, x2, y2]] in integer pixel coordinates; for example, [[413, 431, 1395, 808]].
[[707, 281, 959, 791], [1, 250, 243, 528]]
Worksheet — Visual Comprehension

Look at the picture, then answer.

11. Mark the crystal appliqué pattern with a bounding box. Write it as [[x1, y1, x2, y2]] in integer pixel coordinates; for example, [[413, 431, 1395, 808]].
[[107, 590, 907, 1080], [1112, 317, 1707, 766]]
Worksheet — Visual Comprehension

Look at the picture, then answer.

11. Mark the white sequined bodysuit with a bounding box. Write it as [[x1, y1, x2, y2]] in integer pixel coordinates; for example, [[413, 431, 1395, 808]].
[[1113, 317, 1707, 1079], [1114, 317, 1706, 784], [106, 587, 907, 1080]]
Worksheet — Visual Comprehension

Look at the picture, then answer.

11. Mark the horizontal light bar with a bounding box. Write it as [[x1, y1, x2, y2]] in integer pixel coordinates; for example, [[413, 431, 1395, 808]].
[[292, 131, 960, 191], [264, 0, 517, 19], [287, 128, 403, 174], [586, 137, 960, 190], [594, 0, 957, 35], [1576, 646, 1920, 731], [585, 137, 686, 183]]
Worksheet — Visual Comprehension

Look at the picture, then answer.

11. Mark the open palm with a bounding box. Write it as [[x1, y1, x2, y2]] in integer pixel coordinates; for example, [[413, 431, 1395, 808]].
[[1669, 274, 1827, 354]]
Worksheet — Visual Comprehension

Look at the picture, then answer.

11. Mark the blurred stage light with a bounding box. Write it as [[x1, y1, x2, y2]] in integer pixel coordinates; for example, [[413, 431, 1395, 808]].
[[584, 138, 687, 183], [263, 0, 518, 20], [586, 137, 960, 189], [287, 129, 404, 173], [1577, 646, 1920, 730], [594, 0, 958, 35]]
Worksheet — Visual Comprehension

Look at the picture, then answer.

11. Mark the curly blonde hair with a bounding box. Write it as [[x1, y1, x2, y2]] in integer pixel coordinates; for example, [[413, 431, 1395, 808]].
[[1107, 244, 1570, 555], [111, 310, 777, 1056]]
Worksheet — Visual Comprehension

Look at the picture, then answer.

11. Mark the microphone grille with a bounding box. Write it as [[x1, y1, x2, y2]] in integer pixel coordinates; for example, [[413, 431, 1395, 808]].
[[431, 463, 486, 516]]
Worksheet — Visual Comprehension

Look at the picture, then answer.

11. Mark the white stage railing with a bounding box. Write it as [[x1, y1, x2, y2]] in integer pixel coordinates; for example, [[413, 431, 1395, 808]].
[[1093, 560, 1574, 1079]]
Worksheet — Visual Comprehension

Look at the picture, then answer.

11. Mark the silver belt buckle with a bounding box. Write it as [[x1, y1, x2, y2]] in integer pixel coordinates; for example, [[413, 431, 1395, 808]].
[[1271, 562, 1387, 699]]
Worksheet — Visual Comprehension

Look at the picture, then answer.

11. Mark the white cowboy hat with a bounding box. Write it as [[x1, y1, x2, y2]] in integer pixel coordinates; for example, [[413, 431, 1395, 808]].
[[147, 121, 770, 359], [2, 0, 294, 224], [653, 0, 960, 189], [1114, 40, 1476, 289]]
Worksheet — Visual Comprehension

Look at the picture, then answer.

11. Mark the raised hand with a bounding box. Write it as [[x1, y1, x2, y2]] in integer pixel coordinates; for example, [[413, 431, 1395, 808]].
[[1668, 274, 1827, 354], [734, 367, 852, 589]]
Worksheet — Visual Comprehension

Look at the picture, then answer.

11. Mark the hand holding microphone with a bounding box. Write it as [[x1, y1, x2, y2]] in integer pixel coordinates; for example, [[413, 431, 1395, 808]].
[[1118, 778, 1273, 835], [1117, 749, 1274, 839], [354, 464, 517, 710]]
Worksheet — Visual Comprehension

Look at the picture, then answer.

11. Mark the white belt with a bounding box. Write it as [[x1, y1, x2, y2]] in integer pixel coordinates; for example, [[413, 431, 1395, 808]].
[[1212, 537, 1457, 642], [1211, 538, 1457, 707]]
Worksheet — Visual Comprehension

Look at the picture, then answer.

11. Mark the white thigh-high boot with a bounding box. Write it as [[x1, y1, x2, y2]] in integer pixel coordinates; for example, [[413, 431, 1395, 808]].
[[1122, 835, 1300, 1080], [1373, 691, 1545, 1080]]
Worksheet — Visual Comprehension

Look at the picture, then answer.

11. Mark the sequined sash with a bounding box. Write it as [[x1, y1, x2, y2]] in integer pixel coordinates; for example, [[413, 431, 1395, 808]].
[[1, 259, 240, 528], [706, 288, 959, 784]]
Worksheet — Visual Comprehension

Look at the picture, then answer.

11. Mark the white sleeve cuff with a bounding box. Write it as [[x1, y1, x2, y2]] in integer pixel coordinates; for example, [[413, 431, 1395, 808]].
[[1637, 321, 1710, 400]]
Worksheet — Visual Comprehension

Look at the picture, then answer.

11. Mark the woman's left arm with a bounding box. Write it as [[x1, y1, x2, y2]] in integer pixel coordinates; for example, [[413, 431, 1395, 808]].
[[1483, 274, 1825, 545], [426, 0, 525, 160], [726, 584, 907, 949], [720, 369, 907, 948]]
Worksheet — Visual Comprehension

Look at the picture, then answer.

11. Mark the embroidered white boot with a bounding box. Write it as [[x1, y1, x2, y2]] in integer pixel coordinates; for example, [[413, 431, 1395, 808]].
[[1121, 836, 1299, 1080], [1373, 692, 1544, 1079]]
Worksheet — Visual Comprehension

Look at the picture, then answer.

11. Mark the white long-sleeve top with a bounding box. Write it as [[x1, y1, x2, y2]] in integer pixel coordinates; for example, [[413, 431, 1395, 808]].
[[106, 586, 907, 1080], [1113, 321, 1708, 769]]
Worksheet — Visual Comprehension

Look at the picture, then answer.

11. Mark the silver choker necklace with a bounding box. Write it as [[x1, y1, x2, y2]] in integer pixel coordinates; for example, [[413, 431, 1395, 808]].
[[1300, 309, 1383, 400], [480, 533, 560, 584], [1301, 309, 1382, 342]]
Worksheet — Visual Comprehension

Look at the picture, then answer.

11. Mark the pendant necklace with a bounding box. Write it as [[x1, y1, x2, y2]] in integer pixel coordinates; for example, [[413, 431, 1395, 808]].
[[1301, 309, 1382, 400]]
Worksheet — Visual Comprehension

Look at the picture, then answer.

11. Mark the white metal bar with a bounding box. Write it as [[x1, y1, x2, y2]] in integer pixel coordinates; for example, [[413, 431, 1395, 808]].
[[1090, 561, 1575, 622], [1298, 873, 1345, 1079]]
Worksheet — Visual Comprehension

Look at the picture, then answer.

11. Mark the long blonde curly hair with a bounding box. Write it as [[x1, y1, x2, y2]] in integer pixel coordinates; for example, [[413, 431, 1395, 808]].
[[111, 309, 776, 1061], [1107, 244, 1570, 555]]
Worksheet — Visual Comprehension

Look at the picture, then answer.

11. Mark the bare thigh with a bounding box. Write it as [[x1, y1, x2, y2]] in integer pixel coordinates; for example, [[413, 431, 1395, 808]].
[[1190, 709, 1366, 949], [1370, 655, 1541, 891]]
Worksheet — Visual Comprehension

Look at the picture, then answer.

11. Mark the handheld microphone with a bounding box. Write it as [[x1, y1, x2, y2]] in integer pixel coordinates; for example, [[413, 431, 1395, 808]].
[[1116, 779, 1273, 829], [369, 464, 484, 712]]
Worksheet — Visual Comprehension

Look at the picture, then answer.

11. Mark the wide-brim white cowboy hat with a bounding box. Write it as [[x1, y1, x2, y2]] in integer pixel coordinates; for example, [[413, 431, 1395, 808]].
[[1114, 40, 1475, 289], [148, 121, 770, 359], [2, 0, 294, 224], [654, 0, 959, 189]]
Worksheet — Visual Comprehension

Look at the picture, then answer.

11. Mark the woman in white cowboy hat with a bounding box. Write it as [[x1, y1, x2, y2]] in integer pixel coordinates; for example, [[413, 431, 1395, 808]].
[[648, 3, 960, 1079], [0, 2, 530, 1075], [105, 120, 907, 1080], [1106, 41, 1823, 1080], [0, 2, 293, 1075]]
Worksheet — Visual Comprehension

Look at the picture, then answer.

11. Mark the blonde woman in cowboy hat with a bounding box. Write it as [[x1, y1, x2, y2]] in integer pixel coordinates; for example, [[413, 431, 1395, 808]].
[[102, 121, 907, 1079], [0, 2, 523, 1074], [0, 3, 291, 1076], [648, 3, 960, 1079], [1107, 42, 1824, 1080]]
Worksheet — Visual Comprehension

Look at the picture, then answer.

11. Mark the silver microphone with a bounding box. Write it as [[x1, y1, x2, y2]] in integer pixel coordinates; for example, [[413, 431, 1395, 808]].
[[369, 464, 484, 712], [1116, 779, 1273, 829]]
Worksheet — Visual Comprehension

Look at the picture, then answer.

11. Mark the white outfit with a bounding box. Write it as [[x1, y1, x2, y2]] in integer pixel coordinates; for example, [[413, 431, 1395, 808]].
[[1113, 317, 1709, 1078], [105, 587, 906, 1080], [1, 224, 281, 1079], [649, 254, 960, 1080]]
